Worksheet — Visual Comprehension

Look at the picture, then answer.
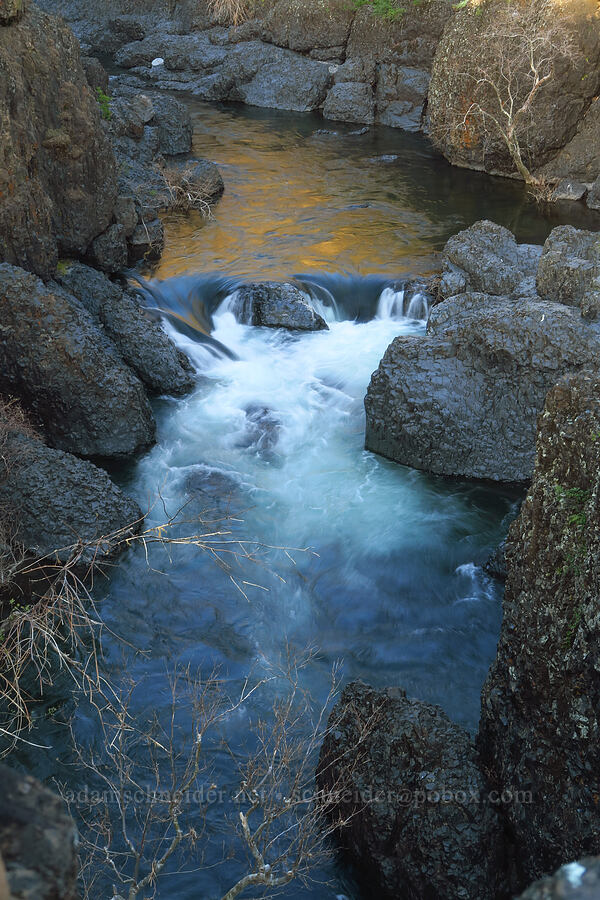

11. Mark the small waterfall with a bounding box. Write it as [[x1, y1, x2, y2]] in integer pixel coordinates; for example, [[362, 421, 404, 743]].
[[376, 285, 429, 322], [216, 289, 254, 323]]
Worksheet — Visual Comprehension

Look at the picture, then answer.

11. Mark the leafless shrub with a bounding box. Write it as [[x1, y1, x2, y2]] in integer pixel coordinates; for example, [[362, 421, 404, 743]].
[[0, 498, 310, 754], [432, 0, 577, 186], [162, 166, 215, 218], [59, 648, 378, 900]]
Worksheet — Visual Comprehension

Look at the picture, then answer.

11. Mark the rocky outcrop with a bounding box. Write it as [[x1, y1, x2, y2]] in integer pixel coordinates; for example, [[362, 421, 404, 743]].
[[0, 430, 142, 563], [38, 0, 451, 133], [0, 765, 78, 900], [104, 81, 224, 260], [536, 225, 600, 319], [365, 221, 600, 483], [317, 681, 507, 900], [428, 0, 600, 182], [517, 858, 600, 900], [229, 282, 328, 330], [0, 264, 155, 458], [0, 0, 117, 279], [57, 263, 196, 395], [478, 370, 600, 880]]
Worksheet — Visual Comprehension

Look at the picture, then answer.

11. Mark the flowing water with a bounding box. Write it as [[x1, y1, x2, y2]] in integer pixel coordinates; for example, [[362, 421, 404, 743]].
[[16, 99, 600, 899]]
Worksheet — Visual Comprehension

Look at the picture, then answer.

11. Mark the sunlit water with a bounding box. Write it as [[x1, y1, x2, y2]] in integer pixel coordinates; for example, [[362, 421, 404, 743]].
[[16, 99, 599, 899]]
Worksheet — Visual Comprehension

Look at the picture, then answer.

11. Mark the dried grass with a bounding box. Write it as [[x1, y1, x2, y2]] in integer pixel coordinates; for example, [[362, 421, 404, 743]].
[[162, 166, 215, 217]]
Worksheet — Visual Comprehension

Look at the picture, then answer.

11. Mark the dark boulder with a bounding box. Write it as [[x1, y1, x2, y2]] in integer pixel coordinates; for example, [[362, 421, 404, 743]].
[[57, 263, 195, 395], [428, 0, 600, 179], [148, 92, 193, 155], [0, 765, 78, 900], [483, 540, 507, 580], [0, 1, 117, 279], [230, 282, 328, 330], [89, 222, 128, 273], [536, 225, 600, 318], [439, 220, 542, 301], [0, 264, 155, 458], [82, 54, 109, 92], [0, 431, 142, 563], [346, 1, 451, 68], [478, 371, 600, 881], [261, 0, 355, 53], [317, 681, 506, 900], [364, 292, 600, 482]]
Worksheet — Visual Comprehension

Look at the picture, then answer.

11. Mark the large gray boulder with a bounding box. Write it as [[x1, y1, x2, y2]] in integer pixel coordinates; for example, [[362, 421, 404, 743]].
[[439, 219, 542, 301], [0, 1, 117, 279], [234, 46, 332, 112], [364, 293, 600, 482], [518, 858, 600, 900], [56, 263, 195, 396], [0, 431, 142, 563], [229, 282, 328, 330], [317, 681, 506, 900], [0, 264, 155, 458], [536, 226, 600, 319], [0, 765, 78, 900], [478, 371, 600, 881]]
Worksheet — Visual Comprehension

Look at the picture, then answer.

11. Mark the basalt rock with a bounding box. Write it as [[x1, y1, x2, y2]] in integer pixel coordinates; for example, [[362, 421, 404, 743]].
[[230, 282, 328, 331], [439, 220, 542, 301], [56, 263, 196, 395], [0, 263, 155, 458], [0, 765, 78, 900], [428, 0, 600, 179], [536, 226, 600, 318], [323, 82, 375, 125], [364, 292, 600, 482], [478, 371, 600, 881], [317, 681, 507, 900], [0, 430, 142, 563], [0, 1, 117, 279]]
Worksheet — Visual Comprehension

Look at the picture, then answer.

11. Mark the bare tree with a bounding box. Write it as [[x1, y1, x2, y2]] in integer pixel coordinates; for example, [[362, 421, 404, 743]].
[[60, 649, 379, 900], [432, 0, 576, 187]]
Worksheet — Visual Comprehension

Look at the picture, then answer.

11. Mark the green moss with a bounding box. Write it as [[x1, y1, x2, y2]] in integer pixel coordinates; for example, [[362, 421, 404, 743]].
[[351, 0, 425, 21], [96, 87, 112, 121], [56, 259, 72, 276]]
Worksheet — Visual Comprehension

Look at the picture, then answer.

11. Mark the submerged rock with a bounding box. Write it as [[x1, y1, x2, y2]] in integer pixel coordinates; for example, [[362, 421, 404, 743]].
[[0, 431, 142, 563], [230, 282, 328, 331], [478, 371, 600, 881], [317, 681, 506, 900], [365, 292, 600, 482], [0, 765, 78, 900], [0, 264, 155, 458]]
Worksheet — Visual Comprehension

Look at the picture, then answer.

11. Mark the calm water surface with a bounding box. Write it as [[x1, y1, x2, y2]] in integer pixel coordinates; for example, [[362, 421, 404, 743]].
[[18, 100, 600, 899]]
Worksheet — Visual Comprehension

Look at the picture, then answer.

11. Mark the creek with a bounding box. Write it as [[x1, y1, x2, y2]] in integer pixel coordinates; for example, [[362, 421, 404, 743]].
[[18, 99, 600, 899]]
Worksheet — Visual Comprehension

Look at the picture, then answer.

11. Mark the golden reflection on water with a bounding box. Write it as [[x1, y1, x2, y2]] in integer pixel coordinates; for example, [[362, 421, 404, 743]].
[[155, 102, 451, 281], [154, 99, 599, 282]]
